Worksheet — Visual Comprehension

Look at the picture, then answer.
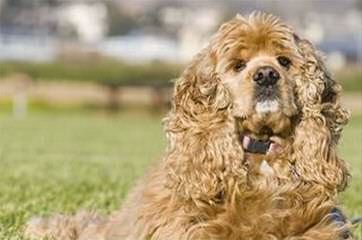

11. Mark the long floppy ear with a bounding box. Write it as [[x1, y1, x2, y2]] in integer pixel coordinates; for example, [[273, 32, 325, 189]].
[[292, 37, 350, 192], [162, 26, 247, 206]]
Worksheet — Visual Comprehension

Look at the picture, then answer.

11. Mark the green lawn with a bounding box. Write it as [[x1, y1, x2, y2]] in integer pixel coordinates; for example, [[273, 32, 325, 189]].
[[0, 110, 360, 239]]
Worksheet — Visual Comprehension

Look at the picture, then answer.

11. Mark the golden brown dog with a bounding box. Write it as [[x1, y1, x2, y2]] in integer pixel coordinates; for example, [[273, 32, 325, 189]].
[[25, 12, 352, 240]]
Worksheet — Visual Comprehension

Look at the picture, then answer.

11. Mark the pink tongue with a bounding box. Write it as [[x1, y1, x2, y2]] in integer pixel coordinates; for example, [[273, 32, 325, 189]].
[[267, 142, 281, 154], [242, 135, 251, 149]]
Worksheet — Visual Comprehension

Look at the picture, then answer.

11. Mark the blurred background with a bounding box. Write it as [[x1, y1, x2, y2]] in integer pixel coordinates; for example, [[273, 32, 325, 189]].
[[0, 0, 361, 238], [0, 0, 361, 112]]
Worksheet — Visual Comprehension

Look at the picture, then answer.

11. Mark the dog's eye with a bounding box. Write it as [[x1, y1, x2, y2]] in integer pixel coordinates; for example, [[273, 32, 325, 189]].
[[233, 60, 247, 72], [277, 56, 291, 68]]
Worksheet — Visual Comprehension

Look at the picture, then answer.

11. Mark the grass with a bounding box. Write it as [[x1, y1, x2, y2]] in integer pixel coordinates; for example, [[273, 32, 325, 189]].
[[339, 113, 362, 238], [0, 110, 360, 239], [0, 110, 165, 239]]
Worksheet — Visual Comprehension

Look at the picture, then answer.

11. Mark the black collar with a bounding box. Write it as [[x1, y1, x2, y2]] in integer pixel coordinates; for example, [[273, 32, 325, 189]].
[[240, 134, 273, 154]]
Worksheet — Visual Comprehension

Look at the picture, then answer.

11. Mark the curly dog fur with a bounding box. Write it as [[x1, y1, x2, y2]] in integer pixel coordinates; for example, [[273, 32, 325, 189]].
[[24, 12, 352, 240]]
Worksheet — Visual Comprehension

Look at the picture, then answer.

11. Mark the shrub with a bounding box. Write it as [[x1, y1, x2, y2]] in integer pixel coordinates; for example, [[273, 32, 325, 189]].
[[0, 60, 182, 87], [336, 68, 362, 92]]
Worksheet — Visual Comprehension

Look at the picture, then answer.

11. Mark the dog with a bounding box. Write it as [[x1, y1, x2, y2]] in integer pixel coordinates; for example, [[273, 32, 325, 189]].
[[25, 12, 352, 240]]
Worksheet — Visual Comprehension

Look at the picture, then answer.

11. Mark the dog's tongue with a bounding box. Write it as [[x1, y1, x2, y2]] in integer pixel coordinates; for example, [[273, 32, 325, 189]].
[[268, 141, 281, 153]]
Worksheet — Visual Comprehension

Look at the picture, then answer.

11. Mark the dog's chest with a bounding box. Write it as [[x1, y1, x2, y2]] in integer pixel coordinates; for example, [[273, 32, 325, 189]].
[[245, 153, 292, 184]]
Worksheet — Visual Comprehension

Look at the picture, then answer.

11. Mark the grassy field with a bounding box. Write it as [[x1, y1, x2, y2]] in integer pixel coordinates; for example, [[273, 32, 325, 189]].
[[0, 110, 360, 239]]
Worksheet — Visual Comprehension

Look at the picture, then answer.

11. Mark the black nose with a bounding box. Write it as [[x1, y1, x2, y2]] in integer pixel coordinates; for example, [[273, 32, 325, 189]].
[[253, 66, 280, 86]]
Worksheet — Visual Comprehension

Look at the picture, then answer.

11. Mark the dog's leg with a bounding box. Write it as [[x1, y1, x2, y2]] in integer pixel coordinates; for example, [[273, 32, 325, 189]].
[[285, 225, 352, 240], [285, 207, 352, 240]]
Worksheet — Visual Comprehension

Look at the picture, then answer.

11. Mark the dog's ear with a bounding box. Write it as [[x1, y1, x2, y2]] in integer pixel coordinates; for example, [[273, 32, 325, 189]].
[[172, 16, 248, 117], [292, 36, 350, 191], [163, 22, 247, 205]]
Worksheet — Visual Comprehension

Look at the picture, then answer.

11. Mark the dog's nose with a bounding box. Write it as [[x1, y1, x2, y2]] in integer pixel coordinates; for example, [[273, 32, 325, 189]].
[[253, 66, 280, 86]]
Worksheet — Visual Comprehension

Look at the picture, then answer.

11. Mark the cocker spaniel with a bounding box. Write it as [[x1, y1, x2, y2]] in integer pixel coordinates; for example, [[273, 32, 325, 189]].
[[25, 12, 352, 240]]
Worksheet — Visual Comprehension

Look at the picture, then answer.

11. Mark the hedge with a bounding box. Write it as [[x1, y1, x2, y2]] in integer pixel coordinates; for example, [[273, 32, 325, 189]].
[[336, 68, 362, 92], [0, 61, 182, 87]]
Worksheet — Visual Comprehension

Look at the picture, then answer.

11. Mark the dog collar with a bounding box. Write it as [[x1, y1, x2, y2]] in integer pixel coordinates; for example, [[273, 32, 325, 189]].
[[240, 135, 276, 154]]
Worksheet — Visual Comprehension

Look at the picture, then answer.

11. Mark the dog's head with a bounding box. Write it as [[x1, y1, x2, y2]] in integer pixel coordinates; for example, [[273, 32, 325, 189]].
[[172, 12, 348, 141], [166, 12, 350, 200], [214, 13, 302, 137]]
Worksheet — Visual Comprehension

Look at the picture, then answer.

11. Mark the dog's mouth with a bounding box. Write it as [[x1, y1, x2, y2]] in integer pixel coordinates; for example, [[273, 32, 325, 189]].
[[233, 84, 296, 154], [235, 110, 295, 155], [239, 133, 279, 155], [236, 119, 278, 154]]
